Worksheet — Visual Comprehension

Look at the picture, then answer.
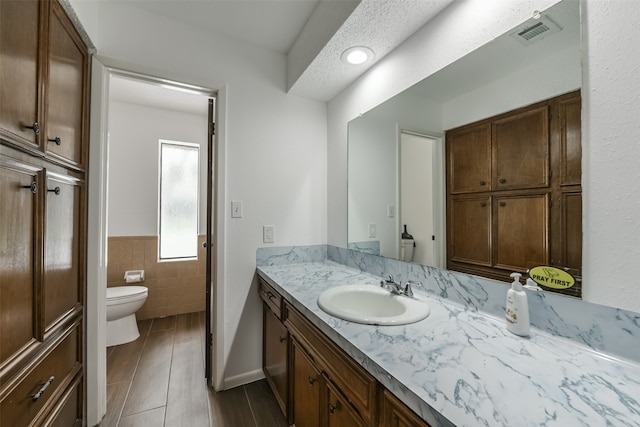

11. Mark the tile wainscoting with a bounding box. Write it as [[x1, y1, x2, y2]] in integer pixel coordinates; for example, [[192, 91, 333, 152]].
[[107, 235, 206, 319]]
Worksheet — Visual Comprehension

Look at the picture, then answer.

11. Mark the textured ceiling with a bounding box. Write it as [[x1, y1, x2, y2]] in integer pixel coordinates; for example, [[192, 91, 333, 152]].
[[104, 0, 456, 108], [288, 0, 455, 101]]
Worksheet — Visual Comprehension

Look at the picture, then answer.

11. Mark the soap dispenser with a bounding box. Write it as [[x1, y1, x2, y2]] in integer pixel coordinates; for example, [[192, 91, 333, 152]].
[[506, 272, 530, 337]]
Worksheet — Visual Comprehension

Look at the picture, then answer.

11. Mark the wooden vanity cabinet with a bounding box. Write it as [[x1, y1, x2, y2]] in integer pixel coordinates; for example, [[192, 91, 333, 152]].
[[291, 338, 322, 427], [259, 279, 288, 417], [446, 91, 582, 295], [380, 389, 430, 427], [0, 1, 88, 424]]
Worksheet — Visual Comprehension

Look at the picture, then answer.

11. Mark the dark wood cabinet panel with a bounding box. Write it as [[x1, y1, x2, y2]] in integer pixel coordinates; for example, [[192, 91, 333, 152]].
[[449, 196, 492, 266], [1, 322, 81, 427], [263, 304, 288, 416], [44, 173, 83, 332], [291, 338, 322, 427], [558, 95, 582, 186], [0, 0, 43, 153], [0, 158, 42, 368], [494, 194, 548, 271], [0, 1, 88, 423], [326, 380, 367, 427], [492, 106, 549, 190], [380, 389, 430, 427], [45, 0, 88, 170], [447, 123, 491, 194], [559, 192, 582, 279]]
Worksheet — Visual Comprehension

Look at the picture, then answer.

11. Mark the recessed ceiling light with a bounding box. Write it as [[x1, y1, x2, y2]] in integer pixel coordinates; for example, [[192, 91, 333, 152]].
[[341, 46, 374, 65]]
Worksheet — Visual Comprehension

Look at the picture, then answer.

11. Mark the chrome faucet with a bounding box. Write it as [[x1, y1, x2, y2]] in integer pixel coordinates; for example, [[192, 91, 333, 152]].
[[380, 274, 403, 294], [380, 275, 418, 297]]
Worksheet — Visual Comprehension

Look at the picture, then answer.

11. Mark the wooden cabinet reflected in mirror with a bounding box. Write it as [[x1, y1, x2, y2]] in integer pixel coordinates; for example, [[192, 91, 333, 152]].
[[446, 90, 581, 297]]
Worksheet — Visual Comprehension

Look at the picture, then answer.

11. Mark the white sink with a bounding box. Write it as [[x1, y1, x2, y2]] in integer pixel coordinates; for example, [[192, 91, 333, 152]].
[[317, 284, 430, 325]]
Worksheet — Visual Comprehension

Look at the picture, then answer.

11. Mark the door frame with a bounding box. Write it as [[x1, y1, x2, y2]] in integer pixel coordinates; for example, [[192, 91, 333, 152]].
[[396, 126, 446, 268], [86, 56, 227, 425]]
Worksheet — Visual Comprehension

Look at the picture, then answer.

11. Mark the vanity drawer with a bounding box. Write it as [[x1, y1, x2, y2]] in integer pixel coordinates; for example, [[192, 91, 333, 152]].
[[259, 278, 282, 319], [1, 323, 81, 427], [284, 302, 377, 426]]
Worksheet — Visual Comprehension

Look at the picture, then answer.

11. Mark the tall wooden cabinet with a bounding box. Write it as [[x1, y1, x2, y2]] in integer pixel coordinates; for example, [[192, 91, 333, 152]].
[[446, 91, 582, 297], [0, 0, 89, 425]]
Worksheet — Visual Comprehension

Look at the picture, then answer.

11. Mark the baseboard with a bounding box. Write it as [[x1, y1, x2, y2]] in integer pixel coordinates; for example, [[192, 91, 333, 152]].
[[223, 368, 265, 390]]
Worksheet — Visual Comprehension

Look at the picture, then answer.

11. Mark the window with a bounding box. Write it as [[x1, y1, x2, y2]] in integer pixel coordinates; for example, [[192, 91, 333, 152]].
[[159, 140, 199, 259]]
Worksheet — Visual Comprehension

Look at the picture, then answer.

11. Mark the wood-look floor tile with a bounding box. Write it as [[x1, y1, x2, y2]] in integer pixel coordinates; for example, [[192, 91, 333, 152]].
[[101, 382, 130, 427], [106, 319, 152, 385], [118, 407, 165, 427], [245, 380, 288, 427], [122, 329, 175, 416], [164, 340, 209, 427], [174, 311, 204, 345], [208, 386, 257, 427], [151, 315, 177, 332]]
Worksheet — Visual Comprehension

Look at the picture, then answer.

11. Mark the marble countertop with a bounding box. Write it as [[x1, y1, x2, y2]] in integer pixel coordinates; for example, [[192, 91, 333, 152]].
[[257, 261, 640, 427]]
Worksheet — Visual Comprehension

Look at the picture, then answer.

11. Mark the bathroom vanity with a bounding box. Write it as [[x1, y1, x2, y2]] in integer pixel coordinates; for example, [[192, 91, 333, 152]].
[[257, 246, 640, 427]]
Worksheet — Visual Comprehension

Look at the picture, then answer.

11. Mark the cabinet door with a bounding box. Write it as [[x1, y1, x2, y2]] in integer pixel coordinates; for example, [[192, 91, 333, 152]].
[[326, 381, 367, 427], [45, 0, 88, 169], [559, 192, 582, 278], [447, 123, 491, 194], [0, 158, 42, 368], [263, 306, 288, 416], [0, 0, 43, 152], [380, 389, 431, 427], [44, 172, 83, 332], [492, 106, 549, 190], [291, 339, 322, 427], [495, 195, 548, 272], [449, 196, 492, 266], [558, 95, 581, 187]]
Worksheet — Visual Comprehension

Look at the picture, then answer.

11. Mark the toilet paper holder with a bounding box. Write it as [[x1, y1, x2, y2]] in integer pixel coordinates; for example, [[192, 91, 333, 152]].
[[124, 270, 145, 283]]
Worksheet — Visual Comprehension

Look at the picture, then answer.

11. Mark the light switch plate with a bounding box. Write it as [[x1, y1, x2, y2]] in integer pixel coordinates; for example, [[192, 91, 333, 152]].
[[387, 204, 395, 218], [231, 200, 243, 218], [368, 223, 377, 238]]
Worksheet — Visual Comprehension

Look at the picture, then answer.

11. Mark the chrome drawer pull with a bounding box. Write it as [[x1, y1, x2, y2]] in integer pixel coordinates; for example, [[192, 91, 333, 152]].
[[32, 376, 55, 402], [48, 186, 61, 195], [22, 182, 38, 193], [25, 122, 40, 134], [48, 136, 62, 145]]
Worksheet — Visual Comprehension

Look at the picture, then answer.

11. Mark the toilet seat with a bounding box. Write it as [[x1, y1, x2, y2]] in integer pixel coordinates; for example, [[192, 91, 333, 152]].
[[106, 286, 148, 305]]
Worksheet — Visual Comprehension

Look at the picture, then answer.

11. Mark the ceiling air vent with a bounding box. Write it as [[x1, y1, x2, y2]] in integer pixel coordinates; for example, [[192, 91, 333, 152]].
[[510, 16, 562, 46]]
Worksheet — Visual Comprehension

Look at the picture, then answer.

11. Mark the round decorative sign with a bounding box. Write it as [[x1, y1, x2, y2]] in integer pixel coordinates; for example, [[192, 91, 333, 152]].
[[529, 266, 575, 289]]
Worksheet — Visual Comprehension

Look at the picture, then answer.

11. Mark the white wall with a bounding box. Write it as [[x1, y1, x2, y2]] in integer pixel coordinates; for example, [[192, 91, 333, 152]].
[[329, 0, 640, 313], [108, 100, 208, 236], [72, 1, 327, 384]]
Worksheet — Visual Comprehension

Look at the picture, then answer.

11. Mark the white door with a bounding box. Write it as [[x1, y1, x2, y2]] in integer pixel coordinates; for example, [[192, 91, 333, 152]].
[[400, 132, 436, 266]]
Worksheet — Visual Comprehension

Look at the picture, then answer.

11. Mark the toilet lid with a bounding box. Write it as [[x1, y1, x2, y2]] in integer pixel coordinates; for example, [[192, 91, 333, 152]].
[[107, 286, 148, 301]]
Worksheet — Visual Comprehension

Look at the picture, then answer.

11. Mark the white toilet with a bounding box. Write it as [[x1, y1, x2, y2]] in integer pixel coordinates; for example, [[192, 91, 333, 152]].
[[106, 286, 148, 347]]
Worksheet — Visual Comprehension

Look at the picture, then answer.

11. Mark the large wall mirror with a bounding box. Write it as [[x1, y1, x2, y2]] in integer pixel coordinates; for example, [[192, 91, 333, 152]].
[[348, 0, 581, 285]]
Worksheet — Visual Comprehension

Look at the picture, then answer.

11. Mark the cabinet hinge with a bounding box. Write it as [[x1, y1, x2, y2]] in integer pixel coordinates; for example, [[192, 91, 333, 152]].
[[208, 333, 213, 347], [432, 235, 436, 241], [550, 198, 554, 208], [209, 122, 216, 136]]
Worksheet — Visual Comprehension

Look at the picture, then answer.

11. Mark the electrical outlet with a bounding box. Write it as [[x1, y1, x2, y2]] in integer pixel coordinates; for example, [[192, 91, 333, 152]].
[[368, 223, 376, 238], [263, 225, 275, 243], [231, 200, 243, 218]]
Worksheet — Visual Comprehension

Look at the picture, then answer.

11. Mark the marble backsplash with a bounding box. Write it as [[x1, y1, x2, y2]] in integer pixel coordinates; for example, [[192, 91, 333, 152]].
[[256, 244, 640, 364]]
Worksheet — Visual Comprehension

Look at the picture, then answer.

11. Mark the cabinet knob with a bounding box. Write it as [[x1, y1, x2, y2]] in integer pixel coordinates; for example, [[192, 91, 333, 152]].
[[479, 180, 486, 186], [308, 376, 316, 386], [48, 136, 62, 145], [480, 202, 487, 207], [25, 122, 40, 135], [499, 178, 507, 184], [279, 336, 287, 343], [22, 182, 38, 193], [499, 201, 506, 207], [329, 402, 340, 415], [32, 376, 55, 402], [48, 186, 61, 195]]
